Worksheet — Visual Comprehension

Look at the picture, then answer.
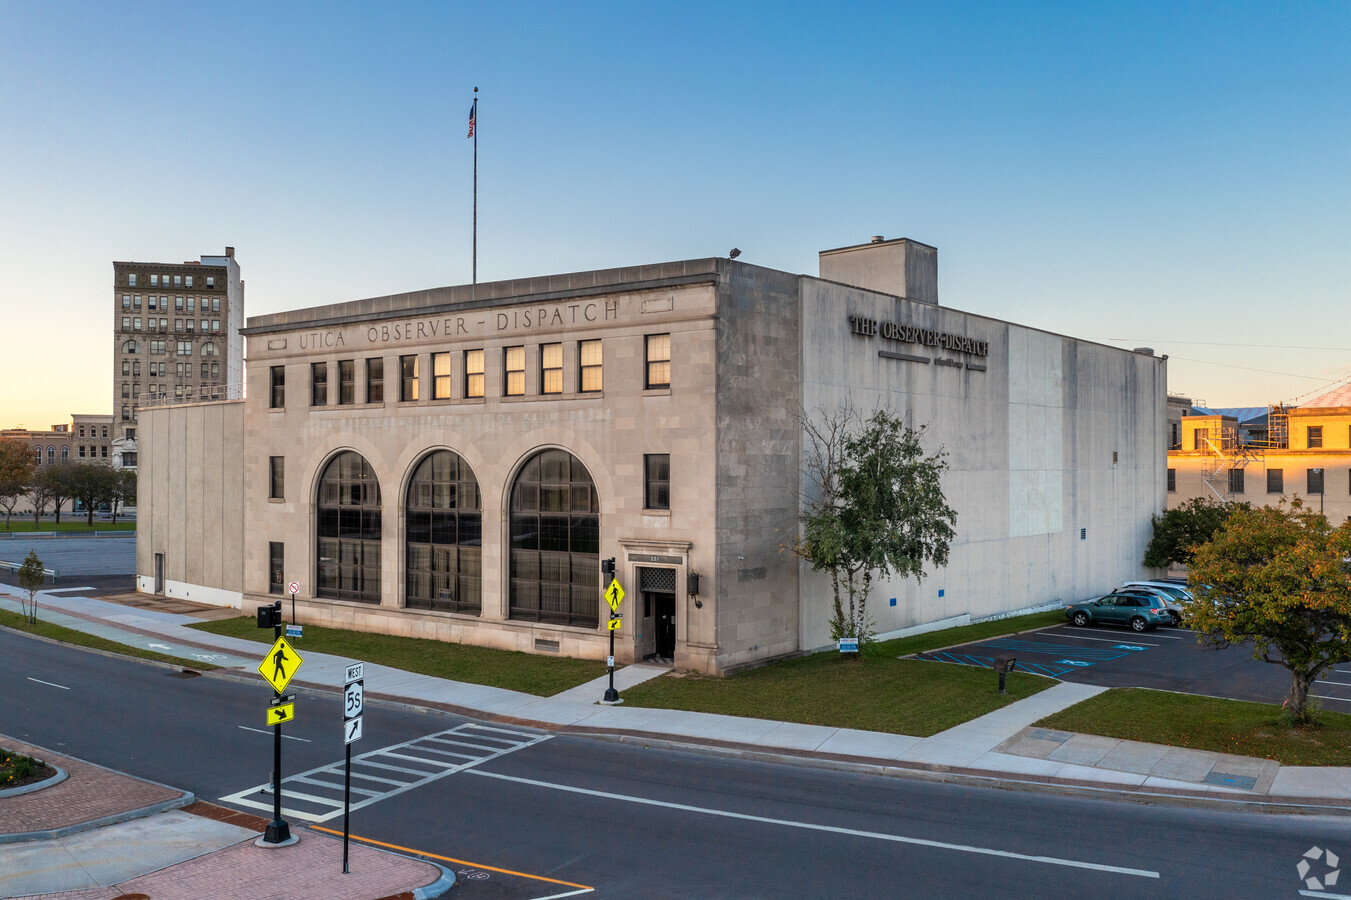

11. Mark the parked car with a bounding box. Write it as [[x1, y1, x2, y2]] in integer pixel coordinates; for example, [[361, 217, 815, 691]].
[[1119, 580, 1193, 626], [1064, 592, 1173, 632]]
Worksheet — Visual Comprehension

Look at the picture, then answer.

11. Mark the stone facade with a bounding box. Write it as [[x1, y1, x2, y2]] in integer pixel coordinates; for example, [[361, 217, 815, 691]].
[[137, 241, 1167, 674]]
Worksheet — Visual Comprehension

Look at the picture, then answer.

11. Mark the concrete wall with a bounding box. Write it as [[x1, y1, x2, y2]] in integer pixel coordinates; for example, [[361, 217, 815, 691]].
[[136, 400, 245, 606], [796, 279, 1166, 650], [712, 263, 802, 670]]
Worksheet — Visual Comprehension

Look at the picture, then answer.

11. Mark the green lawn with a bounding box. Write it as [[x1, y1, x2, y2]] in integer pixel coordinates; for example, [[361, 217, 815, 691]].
[[0, 520, 135, 533], [188, 616, 601, 697], [1035, 687, 1351, 767], [620, 611, 1066, 737], [0, 609, 217, 671]]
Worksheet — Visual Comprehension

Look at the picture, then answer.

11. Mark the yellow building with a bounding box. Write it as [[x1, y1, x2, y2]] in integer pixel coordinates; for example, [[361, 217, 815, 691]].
[[1168, 383, 1351, 523]]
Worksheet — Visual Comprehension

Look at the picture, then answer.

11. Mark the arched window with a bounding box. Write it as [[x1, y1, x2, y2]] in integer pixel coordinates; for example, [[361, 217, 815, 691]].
[[509, 449, 600, 627], [316, 451, 382, 604], [405, 451, 481, 614], [33, 447, 41, 465], [123, 340, 138, 354], [60, 446, 68, 461], [47, 446, 55, 465]]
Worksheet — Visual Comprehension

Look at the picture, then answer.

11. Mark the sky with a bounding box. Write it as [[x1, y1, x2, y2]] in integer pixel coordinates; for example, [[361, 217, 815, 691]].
[[1, 1, 1349, 428]]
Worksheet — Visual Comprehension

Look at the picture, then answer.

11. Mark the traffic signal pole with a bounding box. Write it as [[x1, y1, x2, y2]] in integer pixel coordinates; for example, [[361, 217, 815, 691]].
[[601, 557, 620, 703]]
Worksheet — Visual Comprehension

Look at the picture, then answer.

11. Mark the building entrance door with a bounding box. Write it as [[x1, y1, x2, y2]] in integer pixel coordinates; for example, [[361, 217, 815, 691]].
[[654, 591, 676, 659], [637, 566, 678, 662], [154, 553, 164, 595]]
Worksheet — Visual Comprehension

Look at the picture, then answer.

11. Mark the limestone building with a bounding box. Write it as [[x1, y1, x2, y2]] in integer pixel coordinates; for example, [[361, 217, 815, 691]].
[[137, 238, 1167, 673], [112, 248, 244, 468]]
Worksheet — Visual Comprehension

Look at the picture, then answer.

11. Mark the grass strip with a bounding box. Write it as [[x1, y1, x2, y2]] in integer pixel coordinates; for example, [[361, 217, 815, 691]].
[[0, 609, 218, 671], [0, 521, 135, 533], [873, 609, 1065, 657], [188, 616, 600, 697], [1035, 687, 1351, 767], [623, 655, 1052, 737]]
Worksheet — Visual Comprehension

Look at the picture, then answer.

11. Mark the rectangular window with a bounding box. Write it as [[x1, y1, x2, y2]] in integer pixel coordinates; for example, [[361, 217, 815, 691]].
[[173, 275, 182, 287], [311, 362, 328, 406], [134, 295, 141, 309], [121, 316, 130, 331], [504, 346, 525, 395], [150, 340, 165, 355], [211, 320, 219, 333], [133, 360, 140, 376], [400, 354, 419, 401], [128, 273, 137, 286], [432, 352, 451, 399], [175, 296, 183, 310], [134, 317, 142, 331], [148, 295, 157, 310], [465, 349, 484, 398], [645, 454, 671, 510], [1267, 468, 1284, 494], [541, 343, 562, 394], [269, 457, 285, 499], [269, 542, 284, 595], [186, 319, 194, 333], [212, 297, 219, 312], [201, 362, 208, 379], [1309, 468, 1325, 495], [150, 274, 158, 286], [645, 333, 671, 389], [185, 275, 193, 288], [338, 359, 355, 404], [579, 339, 602, 392], [177, 341, 191, 356], [270, 365, 285, 409], [103, 446, 111, 458], [121, 360, 130, 376], [366, 357, 384, 403], [186, 297, 195, 311], [174, 319, 183, 332], [1228, 468, 1244, 494], [78, 446, 86, 458], [1192, 430, 1201, 451], [121, 382, 130, 398], [160, 317, 167, 331], [121, 294, 130, 309], [1308, 426, 1323, 449], [206, 276, 215, 288]]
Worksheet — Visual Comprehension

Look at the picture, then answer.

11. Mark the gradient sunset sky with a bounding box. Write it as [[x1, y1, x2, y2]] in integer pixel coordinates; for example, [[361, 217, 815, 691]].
[[2, 1, 1348, 428]]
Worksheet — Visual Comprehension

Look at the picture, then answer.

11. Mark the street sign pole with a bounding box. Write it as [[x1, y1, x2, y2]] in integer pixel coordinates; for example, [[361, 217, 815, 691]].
[[604, 613, 619, 702], [342, 662, 365, 874], [262, 601, 290, 844], [600, 559, 620, 703]]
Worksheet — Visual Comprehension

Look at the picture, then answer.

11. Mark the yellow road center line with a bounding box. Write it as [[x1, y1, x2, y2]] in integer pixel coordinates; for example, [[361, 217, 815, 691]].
[[307, 824, 594, 890]]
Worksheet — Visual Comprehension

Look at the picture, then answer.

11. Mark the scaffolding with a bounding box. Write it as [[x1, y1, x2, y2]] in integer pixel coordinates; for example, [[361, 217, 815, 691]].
[[1196, 419, 1259, 503]]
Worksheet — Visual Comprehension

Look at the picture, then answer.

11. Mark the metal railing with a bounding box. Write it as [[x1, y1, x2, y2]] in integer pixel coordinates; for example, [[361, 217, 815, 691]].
[[136, 382, 246, 409]]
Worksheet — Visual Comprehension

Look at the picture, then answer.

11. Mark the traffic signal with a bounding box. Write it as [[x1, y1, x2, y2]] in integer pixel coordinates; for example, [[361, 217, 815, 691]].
[[256, 601, 282, 629], [600, 557, 616, 577]]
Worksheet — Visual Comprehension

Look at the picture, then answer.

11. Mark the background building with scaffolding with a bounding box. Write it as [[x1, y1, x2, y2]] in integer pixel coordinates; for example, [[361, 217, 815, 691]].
[[1168, 384, 1351, 522]]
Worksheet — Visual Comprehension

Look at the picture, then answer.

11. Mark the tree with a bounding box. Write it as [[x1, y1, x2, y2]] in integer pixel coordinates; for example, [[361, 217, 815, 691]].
[[67, 463, 117, 526], [0, 439, 34, 530], [40, 464, 74, 525], [109, 468, 136, 523], [17, 550, 44, 623], [791, 406, 957, 650], [1143, 497, 1245, 569], [27, 470, 54, 529], [1187, 500, 1351, 725]]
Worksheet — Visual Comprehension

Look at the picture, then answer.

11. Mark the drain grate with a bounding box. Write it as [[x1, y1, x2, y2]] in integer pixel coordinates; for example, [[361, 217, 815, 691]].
[[1203, 770, 1257, 790], [165, 669, 202, 678]]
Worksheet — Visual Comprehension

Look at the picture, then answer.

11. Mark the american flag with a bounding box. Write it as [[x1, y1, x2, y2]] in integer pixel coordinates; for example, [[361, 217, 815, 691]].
[[467, 103, 475, 138]]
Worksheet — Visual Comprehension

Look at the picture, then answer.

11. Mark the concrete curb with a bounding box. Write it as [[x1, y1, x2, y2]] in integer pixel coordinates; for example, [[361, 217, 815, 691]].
[[0, 765, 68, 799], [409, 862, 457, 899], [0, 790, 196, 844]]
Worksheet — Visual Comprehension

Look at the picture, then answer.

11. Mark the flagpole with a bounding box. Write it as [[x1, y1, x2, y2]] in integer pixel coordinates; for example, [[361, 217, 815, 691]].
[[472, 87, 478, 287]]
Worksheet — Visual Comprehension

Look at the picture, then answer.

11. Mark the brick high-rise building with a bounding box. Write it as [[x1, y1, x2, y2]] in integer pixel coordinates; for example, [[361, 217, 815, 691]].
[[111, 248, 244, 465]]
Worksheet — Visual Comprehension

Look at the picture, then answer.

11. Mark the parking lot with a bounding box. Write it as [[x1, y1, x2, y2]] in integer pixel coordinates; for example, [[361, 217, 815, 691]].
[[915, 620, 1351, 710]]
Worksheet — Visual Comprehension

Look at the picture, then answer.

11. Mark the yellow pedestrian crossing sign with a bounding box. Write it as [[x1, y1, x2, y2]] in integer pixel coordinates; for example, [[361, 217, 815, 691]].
[[259, 636, 304, 693], [608, 616, 621, 631], [266, 703, 295, 727], [604, 578, 625, 612]]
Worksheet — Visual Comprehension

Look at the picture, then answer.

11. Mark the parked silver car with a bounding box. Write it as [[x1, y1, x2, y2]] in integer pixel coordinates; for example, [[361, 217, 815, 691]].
[[1118, 580, 1192, 626]]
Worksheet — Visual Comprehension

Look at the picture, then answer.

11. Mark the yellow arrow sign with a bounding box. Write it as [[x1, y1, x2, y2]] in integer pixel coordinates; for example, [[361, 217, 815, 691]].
[[608, 617, 621, 632], [266, 703, 295, 727], [258, 636, 304, 694], [604, 578, 625, 612]]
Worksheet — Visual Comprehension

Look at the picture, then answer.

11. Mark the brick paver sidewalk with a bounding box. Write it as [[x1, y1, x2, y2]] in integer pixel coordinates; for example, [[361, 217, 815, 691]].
[[0, 735, 184, 837], [33, 817, 446, 900]]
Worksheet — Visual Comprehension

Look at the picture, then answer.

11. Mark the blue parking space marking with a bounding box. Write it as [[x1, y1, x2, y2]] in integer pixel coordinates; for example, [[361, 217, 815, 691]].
[[918, 632, 1156, 679]]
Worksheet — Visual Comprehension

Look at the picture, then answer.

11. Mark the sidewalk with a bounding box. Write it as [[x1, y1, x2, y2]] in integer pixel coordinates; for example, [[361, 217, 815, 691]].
[[4, 582, 1351, 819], [0, 738, 452, 900]]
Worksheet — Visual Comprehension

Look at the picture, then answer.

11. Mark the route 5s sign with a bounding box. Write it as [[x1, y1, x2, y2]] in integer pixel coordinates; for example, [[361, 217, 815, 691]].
[[345, 680, 364, 720]]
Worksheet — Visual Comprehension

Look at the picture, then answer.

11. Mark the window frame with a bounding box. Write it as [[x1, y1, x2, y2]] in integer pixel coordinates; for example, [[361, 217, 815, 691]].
[[645, 334, 671, 389], [1308, 426, 1324, 449], [1267, 468, 1284, 494], [269, 456, 285, 500], [399, 354, 419, 402], [504, 346, 525, 396], [366, 357, 384, 403], [311, 361, 328, 406], [578, 339, 602, 392], [269, 366, 285, 409], [644, 453, 671, 510], [1308, 468, 1325, 495], [464, 349, 485, 398], [338, 359, 355, 404], [432, 351, 451, 399], [540, 343, 563, 395]]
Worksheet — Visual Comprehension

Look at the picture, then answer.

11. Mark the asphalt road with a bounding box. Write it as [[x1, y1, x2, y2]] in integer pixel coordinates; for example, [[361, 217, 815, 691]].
[[4, 630, 1351, 898]]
